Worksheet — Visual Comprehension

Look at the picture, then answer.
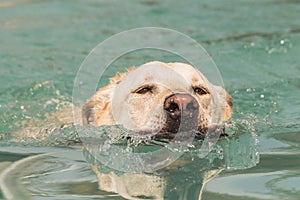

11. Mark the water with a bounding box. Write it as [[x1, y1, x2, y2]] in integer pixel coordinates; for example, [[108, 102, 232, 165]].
[[1, 0, 299, 199]]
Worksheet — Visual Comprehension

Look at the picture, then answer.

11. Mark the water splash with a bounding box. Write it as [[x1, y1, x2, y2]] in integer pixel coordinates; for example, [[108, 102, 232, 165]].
[[81, 117, 260, 174]]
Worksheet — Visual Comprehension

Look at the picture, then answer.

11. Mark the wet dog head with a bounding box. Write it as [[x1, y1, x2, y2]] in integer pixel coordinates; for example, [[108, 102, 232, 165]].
[[82, 61, 232, 140]]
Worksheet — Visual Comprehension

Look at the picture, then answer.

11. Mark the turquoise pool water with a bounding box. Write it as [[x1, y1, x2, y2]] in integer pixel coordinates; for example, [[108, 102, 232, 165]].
[[0, 0, 299, 199]]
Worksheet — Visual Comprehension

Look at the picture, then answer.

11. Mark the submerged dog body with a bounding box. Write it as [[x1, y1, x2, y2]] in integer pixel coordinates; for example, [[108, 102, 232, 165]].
[[82, 61, 232, 140]]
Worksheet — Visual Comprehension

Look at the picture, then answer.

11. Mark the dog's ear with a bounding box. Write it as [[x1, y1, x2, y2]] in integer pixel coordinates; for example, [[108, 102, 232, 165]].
[[214, 86, 233, 121], [82, 100, 96, 125], [82, 84, 116, 126], [82, 67, 135, 126]]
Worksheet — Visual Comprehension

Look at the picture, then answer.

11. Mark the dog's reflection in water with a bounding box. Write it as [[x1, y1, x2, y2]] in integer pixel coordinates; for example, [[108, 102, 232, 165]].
[[83, 129, 259, 200], [83, 140, 226, 200]]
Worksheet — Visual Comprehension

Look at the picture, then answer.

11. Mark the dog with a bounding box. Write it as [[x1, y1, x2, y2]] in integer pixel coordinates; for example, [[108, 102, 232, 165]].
[[82, 61, 232, 141], [81, 61, 233, 199]]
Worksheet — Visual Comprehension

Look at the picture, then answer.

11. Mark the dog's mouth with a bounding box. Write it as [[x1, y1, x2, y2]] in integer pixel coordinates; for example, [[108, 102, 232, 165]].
[[153, 126, 226, 142]]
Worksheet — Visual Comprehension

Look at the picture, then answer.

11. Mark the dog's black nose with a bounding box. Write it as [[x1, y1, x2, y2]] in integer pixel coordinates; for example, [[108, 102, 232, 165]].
[[164, 93, 199, 119]]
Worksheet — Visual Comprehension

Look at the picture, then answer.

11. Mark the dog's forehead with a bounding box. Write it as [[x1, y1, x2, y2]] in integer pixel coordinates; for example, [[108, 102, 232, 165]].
[[119, 62, 192, 91], [165, 62, 209, 85]]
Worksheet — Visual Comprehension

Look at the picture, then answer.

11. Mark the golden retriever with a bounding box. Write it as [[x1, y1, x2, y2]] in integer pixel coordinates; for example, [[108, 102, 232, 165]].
[[82, 61, 232, 141]]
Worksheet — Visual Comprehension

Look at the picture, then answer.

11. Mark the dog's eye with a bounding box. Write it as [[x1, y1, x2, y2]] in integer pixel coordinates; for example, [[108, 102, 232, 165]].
[[136, 86, 152, 94], [194, 87, 208, 95]]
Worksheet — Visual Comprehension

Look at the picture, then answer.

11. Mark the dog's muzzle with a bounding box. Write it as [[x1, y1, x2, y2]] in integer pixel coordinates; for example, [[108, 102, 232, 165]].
[[163, 93, 199, 133]]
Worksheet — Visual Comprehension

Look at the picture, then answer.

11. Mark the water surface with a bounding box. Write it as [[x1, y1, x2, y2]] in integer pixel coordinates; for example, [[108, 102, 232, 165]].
[[0, 0, 299, 199]]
